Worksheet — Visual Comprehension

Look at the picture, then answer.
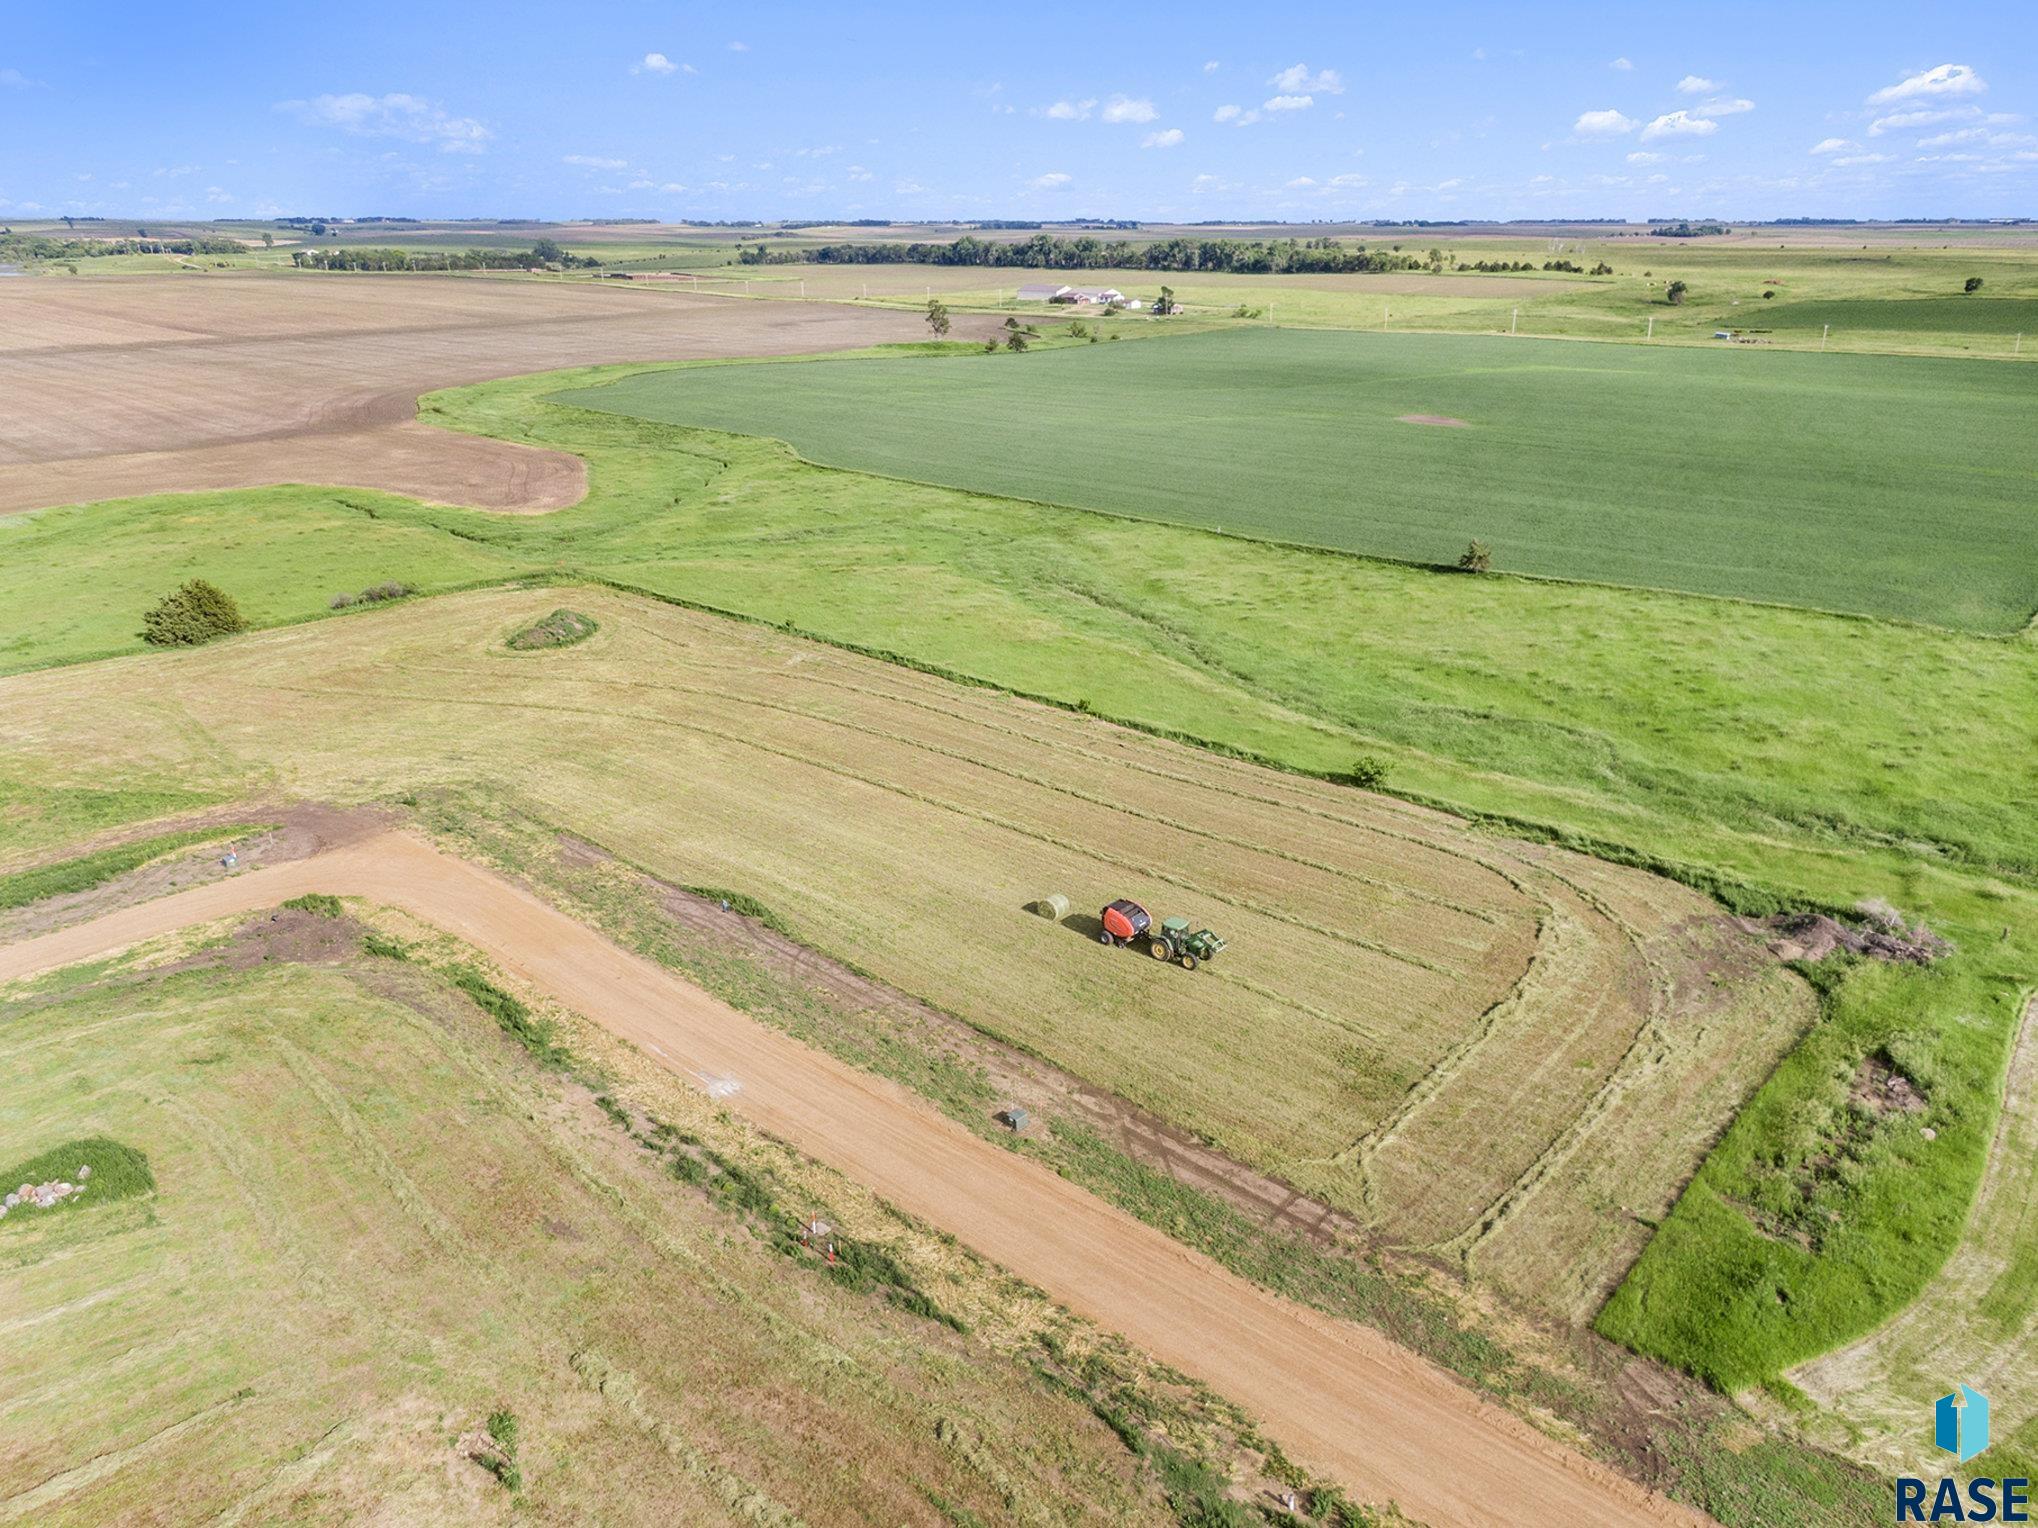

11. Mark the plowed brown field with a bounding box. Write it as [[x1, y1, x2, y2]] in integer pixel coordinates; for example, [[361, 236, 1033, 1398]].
[[0, 585, 1812, 1319], [0, 273, 945, 513]]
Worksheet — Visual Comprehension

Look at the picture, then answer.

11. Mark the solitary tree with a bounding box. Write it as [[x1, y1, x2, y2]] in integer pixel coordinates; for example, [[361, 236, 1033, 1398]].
[[262, 231, 274, 248], [925, 297, 950, 338], [141, 579, 248, 647], [1457, 540, 1492, 574], [1005, 329, 1029, 352], [1965, 276, 1985, 295], [1152, 284, 1180, 315], [1665, 279, 1689, 306]]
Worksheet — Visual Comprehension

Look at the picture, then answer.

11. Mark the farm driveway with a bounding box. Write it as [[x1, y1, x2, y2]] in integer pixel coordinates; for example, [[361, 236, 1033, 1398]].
[[0, 831, 1706, 1526]]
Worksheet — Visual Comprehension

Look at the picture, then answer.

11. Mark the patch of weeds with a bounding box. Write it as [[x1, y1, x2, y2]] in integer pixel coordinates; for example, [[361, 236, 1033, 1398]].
[[0, 1137, 153, 1229], [361, 931, 412, 961], [0, 823, 269, 910], [449, 966, 568, 1068], [281, 893, 343, 918], [592, 1093, 631, 1128], [473, 1407, 522, 1492], [685, 885, 794, 937], [506, 608, 598, 650], [648, 1124, 965, 1332], [329, 580, 417, 610]]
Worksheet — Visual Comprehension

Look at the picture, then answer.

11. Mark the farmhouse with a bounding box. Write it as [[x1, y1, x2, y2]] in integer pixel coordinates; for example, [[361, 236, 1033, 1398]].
[[1016, 282, 1073, 301], [1067, 286, 1128, 305]]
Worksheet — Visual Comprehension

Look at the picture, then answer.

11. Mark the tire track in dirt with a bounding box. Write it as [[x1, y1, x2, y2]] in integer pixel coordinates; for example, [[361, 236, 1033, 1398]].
[[0, 833, 1709, 1526]]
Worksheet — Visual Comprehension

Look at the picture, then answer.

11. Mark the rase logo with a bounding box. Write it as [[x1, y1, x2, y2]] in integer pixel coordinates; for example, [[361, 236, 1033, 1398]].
[[1896, 1386, 2029, 1522]]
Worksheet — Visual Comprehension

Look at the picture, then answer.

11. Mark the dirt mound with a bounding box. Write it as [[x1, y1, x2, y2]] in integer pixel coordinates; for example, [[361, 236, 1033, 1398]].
[[1397, 413, 1470, 428], [1749, 906, 1951, 966], [1851, 1054, 1928, 1116]]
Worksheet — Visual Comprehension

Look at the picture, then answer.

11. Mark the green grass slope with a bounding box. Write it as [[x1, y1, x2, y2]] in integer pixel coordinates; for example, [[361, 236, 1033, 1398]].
[[3, 359, 2036, 1401], [557, 329, 2038, 632]]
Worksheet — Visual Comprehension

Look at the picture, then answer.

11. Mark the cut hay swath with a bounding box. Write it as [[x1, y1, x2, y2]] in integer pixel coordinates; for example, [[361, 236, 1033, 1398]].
[[0, 585, 1811, 1316]]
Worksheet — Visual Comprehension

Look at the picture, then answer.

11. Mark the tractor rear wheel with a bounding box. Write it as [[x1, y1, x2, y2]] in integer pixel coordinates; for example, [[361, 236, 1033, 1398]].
[[1098, 930, 1114, 945], [1150, 939, 1171, 961], [1179, 953, 1198, 971]]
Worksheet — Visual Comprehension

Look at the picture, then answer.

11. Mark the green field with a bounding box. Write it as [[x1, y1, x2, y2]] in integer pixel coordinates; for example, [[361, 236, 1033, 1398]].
[[559, 330, 2038, 632], [4, 355, 2036, 1405]]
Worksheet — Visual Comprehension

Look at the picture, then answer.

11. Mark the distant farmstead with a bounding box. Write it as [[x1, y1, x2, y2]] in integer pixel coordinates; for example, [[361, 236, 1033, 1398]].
[[1015, 282, 1141, 309]]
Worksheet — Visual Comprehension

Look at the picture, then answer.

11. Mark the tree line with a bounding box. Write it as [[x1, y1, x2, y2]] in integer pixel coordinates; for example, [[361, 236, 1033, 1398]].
[[288, 239, 602, 272], [740, 233, 1440, 275], [0, 233, 245, 260]]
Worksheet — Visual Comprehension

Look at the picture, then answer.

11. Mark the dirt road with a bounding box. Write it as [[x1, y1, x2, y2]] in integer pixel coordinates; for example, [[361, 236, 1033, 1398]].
[[0, 833, 1708, 1526], [0, 273, 959, 514]]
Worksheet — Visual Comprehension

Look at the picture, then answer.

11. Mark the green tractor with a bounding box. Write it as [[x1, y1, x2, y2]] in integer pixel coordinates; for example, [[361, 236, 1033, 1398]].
[[1147, 915, 1226, 971]]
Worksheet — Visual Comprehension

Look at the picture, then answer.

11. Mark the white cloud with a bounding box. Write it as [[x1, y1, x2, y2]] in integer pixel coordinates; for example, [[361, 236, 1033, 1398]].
[[1676, 75, 1719, 94], [563, 154, 628, 170], [0, 66, 41, 89], [1203, 60, 1220, 73], [1101, 95, 1158, 124], [1626, 150, 1665, 164], [1868, 63, 1984, 105], [1610, 57, 1634, 71], [1869, 105, 1991, 136], [1698, 96, 1754, 116], [1141, 127, 1185, 149], [1328, 173, 1366, 188], [204, 186, 233, 204], [633, 52, 678, 75], [728, 40, 749, 52], [1213, 104, 1241, 122], [1189, 173, 1236, 194], [1269, 63, 1343, 95], [1029, 171, 1072, 189], [1831, 153, 1891, 167], [846, 165, 872, 181], [1573, 108, 1637, 136], [1471, 47, 1487, 61], [1641, 110, 1717, 140], [1919, 126, 2037, 149], [1809, 137, 1857, 155], [1044, 98, 1095, 120], [279, 92, 491, 153], [1263, 94, 1313, 113]]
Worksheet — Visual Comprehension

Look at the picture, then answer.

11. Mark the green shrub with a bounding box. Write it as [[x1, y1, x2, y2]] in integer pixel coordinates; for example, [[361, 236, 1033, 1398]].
[[140, 579, 247, 647], [1344, 756, 1389, 790], [1457, 540, 1492, 573], [281, 892, 343, 918], [361, 931, 411, 960]]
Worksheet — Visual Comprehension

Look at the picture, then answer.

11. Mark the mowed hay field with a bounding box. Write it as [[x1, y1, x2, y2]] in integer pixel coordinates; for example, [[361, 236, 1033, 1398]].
[[0, 587, 1811, 1318], [560, 327, 2038, 632], [0, 934, 1160, 1523]]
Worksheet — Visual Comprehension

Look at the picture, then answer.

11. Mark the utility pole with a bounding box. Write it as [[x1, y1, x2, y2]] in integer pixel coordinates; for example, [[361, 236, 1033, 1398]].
[[1511, 307, 1518, 335], [1646, 315, 1653, 340], [1821, 323, 1829, 352]]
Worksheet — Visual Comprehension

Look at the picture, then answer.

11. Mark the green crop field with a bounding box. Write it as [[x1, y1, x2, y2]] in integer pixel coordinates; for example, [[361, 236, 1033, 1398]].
[[558, 329, 2038, 633]]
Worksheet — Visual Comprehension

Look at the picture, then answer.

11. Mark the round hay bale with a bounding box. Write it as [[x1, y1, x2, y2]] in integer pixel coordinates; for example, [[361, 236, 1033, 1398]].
[[1034, 893, 1070, 921]]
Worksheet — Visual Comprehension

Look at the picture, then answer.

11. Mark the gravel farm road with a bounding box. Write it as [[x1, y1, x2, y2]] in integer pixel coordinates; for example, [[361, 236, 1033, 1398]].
[[0, 832, 1710, 1527]]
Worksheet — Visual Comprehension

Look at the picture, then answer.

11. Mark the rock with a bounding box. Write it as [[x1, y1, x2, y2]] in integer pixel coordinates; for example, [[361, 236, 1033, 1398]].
[[1921, 1127, 1938, 1141], [77, 1165, 91, 1180]]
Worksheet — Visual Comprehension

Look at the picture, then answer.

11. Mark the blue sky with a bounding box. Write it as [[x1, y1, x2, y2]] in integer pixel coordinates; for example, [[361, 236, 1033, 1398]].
[[2, 2, 2032, 222]]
